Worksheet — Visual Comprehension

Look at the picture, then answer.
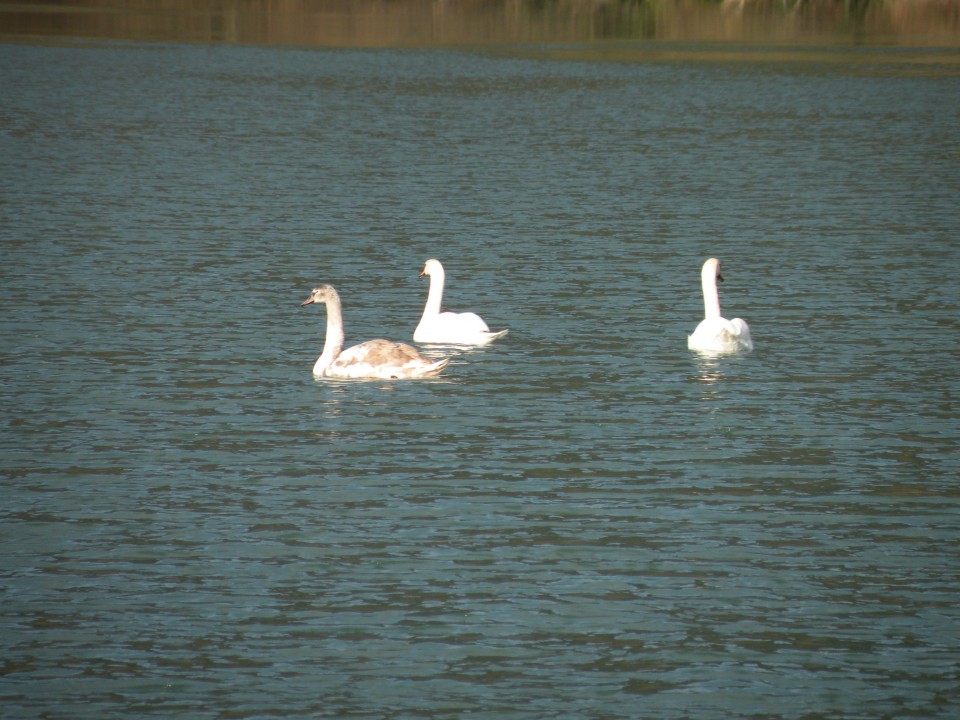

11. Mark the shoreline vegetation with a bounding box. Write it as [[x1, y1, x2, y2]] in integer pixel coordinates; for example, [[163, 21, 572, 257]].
[[1, 0, 959, 49]]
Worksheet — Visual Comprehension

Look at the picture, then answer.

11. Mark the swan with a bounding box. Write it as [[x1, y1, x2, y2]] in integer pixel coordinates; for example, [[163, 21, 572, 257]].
[[301, 285, 449, 379], [414, 259, 508, 345], [687, 257, 754, 354]]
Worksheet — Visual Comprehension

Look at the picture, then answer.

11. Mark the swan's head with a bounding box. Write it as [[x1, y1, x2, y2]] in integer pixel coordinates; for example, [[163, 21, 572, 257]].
[[419, 258, 444, 280], [703, 257, 724, 283], [300, 284, 338, 307]]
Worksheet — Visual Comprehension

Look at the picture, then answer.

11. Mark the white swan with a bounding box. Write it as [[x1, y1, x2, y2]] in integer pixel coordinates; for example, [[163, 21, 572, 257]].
[[414, 259, 508, 345], [687, 257, 754, 354], [301, 285, 449, 379]]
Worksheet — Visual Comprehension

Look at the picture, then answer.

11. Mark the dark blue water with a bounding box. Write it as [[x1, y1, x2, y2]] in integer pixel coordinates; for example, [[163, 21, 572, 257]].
[[2, 41, 959, 719]]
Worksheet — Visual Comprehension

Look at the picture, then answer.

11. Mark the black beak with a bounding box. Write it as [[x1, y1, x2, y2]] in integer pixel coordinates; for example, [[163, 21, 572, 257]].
[[717, 273, 725, 283]]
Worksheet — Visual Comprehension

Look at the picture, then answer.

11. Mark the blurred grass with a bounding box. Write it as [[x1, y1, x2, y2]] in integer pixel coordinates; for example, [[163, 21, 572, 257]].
[[0, 0, 958, 47]]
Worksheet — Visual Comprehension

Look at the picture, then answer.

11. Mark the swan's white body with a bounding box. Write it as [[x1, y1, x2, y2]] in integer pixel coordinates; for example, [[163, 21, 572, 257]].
[[301, 285, 448, 379], [414, 259, 507, 345], [687, 257, 753, 354]]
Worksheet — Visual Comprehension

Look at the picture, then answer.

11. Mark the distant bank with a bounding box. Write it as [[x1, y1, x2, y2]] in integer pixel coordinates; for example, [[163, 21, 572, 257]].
[[1, 0, 959, 48]]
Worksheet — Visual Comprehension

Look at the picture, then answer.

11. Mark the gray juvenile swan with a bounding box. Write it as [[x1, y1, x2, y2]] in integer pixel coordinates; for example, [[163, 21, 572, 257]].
[[301, 285, 449, 379], [414, 259, 508, 345], [687, 257, 753, 354]]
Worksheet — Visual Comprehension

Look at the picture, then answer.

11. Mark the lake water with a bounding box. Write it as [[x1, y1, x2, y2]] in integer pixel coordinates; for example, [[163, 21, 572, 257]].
[[2, 37, 959, 719]]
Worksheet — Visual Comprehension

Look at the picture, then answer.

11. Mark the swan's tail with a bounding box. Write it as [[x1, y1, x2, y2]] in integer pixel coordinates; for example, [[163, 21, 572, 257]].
[[422, 358, 450, 377]]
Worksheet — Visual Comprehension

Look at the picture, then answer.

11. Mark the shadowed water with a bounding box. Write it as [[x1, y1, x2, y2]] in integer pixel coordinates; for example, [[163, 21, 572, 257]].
[[2, 35, 959, 720]]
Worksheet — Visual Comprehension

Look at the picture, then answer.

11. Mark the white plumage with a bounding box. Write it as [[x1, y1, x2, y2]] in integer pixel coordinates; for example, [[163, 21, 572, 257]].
[[414, 259, 507, 345], [687, 257, 753, 354]]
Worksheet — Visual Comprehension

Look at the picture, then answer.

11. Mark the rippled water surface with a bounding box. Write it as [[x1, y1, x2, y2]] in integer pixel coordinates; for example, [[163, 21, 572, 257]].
[[2, 40, 959, 719]]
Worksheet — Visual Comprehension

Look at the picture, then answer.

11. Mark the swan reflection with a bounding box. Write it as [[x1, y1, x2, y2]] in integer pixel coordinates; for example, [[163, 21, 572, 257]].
[[694, 356, 726, 400]]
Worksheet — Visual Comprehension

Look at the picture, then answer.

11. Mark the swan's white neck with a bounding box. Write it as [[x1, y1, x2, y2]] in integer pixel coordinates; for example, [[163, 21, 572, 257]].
[[315, 294, 345, 376], [702, 264, 722, 319], [423, 265, 446, 319]]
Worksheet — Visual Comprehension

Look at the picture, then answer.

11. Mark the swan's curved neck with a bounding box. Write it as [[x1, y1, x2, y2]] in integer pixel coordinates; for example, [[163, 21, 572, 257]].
[[423, 267, 446, 319], [702, 268, 722, 319], [315, 294, 345, 375]]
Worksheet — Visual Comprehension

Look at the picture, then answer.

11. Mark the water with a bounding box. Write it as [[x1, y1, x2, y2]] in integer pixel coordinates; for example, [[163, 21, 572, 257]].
[[2, 40, 959, 719]]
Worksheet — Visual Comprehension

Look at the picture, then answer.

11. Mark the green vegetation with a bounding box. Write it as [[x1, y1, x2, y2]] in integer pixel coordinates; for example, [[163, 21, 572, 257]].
[[1, 0, 957, 46]]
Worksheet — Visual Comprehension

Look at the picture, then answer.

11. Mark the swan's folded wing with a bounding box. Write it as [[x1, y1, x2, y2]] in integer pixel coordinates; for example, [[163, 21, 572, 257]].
[[729, 318, 753, 350], [414, 311, 504, 345], [439, 311, 490, 333], [688, 317, 752, 353], [332, 339, 448, 378]]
